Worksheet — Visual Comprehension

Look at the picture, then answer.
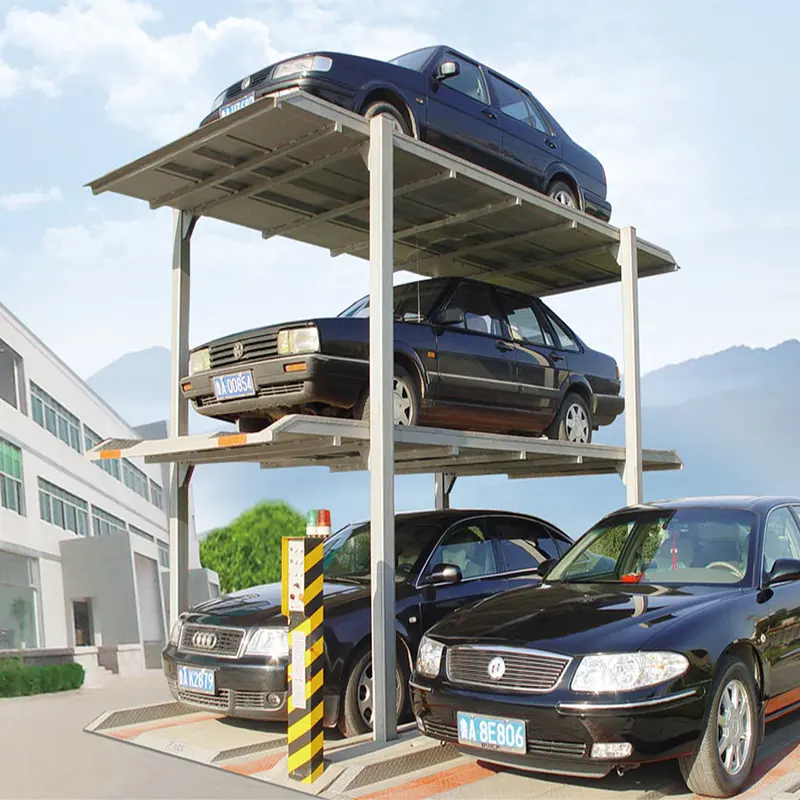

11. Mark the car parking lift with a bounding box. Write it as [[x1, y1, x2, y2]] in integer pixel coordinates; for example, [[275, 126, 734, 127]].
[[85, 90, 681, 747]]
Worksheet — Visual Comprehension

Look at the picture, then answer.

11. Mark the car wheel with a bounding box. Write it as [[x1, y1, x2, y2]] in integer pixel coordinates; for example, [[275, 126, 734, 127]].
[[362, 101, 411, 136], [356, 364, 420, 427], [679, 655, 758, 797], [547, 180, 579, 210], [545, 392, 592, 443], [338, 649, 408, 737]]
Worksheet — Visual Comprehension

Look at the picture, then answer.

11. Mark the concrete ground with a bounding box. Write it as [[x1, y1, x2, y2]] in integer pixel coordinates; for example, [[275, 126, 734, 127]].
[[0, 670, 308, 799]]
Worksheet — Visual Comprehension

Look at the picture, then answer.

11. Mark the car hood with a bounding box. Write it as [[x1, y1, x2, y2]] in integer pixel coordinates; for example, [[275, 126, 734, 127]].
[[428, 581, 734, 656], [186, 579, 371, 627]]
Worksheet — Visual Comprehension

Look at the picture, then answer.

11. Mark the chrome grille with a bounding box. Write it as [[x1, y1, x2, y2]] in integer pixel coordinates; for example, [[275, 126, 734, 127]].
[[168, 679, 230, 710], [234, 690, 267, 709], [446, 646, 570, 693], [421, 719, 585, 759], [179, 623, 244, 658], [210, 332, 278, 368]]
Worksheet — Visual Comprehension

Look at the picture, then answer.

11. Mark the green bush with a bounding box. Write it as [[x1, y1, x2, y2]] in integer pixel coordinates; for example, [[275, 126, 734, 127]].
[[0, 660, 84, 698]]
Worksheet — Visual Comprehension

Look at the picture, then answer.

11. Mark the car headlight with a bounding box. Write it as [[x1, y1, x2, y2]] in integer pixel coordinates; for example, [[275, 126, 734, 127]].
[[277, 326, 320, 356], [245, 627, 289, 659], [571, 652, 689, 693], [169, 618, 183, 646], [416, 636, 444, 677], [211, 91, 226, 111], [272, 55, 333, 80], [189, 348, 210, 375]]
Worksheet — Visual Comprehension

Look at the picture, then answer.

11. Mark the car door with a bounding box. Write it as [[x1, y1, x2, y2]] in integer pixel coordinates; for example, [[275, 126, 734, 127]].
[[485, 72, 561, 190], [491, 516, 568, 592], [494, 290, 562, 419], [425, 52, 503, 174], [762, 506, 800, 701], [432, 281, 518, 409], [417, 517, 509, 633]]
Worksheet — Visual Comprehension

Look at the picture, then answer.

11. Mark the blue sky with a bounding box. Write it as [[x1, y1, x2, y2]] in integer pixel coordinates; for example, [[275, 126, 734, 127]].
[[1, 0, 798, 379]]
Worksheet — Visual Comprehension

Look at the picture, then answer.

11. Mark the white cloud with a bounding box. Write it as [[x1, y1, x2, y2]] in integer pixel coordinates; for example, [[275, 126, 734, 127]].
[[0, 59, 19, 98], [0, 186, 62, 211]]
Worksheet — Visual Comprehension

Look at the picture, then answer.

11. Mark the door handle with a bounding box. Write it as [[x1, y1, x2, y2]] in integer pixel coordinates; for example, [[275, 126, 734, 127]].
[[496, 341, 513, 352], [482, 108, 497, 119], [549, 351, 564, 362], [544, 139, 556, 149]]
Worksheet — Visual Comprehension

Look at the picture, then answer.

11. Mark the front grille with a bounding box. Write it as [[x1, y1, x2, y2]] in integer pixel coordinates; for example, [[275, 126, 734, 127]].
[[196, 382, 304, 408], [179, 623, 245, 658], [421, 719, 585, 759], [210, 332, 278, 369], [234, 690, 267, 709], [168, 678, 231, 710], [446, 646, 570, 693]]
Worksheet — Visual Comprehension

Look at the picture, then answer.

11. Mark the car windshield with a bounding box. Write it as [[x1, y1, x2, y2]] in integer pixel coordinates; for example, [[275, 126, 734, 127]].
[[322, 519, 440, 581], [547, 506, 757, 586], [389, 46, 438, 72], [338, 281, 442, 322]]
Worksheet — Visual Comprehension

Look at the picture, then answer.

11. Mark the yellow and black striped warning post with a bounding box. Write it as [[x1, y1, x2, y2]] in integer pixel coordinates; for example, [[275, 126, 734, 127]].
[[281, 510, 330, 784]]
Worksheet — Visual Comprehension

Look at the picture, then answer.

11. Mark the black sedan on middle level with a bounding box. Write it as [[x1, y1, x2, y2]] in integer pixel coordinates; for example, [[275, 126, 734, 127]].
[[162, 509, 572, 736], [411, 496, 800, 798], [182, 277, 623, 444]]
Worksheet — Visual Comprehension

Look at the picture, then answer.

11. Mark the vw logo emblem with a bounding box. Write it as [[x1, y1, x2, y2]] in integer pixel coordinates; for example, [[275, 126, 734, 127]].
[[487, 656, 506, 680], [241, 75, 251, 90], [191, 631, 218, 650], [232, 341, 244, 359]]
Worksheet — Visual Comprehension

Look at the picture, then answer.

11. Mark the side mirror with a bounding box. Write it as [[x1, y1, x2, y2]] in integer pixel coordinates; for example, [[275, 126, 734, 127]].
[[435, 61, 460, 81], [431, 307, 464, 326], [767, 558, 800, 585], [537, 558, 554, 577], [426, 563, 462, 585]]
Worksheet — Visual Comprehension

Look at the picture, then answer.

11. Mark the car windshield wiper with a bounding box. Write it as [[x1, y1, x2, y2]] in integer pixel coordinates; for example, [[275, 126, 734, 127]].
[[326, 574, 369, 584]]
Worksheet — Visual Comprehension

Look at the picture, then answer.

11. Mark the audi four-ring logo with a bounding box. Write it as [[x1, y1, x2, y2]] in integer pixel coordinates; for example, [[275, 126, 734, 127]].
[[191, 631, 218, 650], [487, 656, 506, 680]]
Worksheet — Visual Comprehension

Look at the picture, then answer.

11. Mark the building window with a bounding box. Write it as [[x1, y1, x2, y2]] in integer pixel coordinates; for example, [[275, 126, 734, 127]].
[[0, 551, 41, 650], [122, 459, 149, 501], [84, 427, 121, 481], [158, 542, 169, 568], [130, 525, 155, 543], [38, 478, 89, 536], [0, 439, 24, 515], [30, 383, 82, 453], [0, 338, 23, 411], [149, 479, 164, 510], [92, 506, 127, 537]]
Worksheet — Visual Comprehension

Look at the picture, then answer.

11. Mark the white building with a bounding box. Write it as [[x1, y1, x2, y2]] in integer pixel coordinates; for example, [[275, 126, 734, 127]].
[[0, 302, 218, 675]]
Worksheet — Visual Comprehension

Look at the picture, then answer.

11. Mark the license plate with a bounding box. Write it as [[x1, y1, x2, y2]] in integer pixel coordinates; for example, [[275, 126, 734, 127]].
[[457, 711, 526, 755], [177, 665, 216, 695], [219, 92, 255, 117], [213, 370, 255, 400]]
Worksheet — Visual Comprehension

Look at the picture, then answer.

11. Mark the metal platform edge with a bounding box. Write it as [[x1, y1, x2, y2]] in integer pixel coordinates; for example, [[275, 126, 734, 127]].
[[86, 414, 682, 479]]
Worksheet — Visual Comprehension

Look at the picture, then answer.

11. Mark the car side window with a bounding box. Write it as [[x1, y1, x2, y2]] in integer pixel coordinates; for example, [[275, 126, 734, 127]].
[[496, 292, 553, 347], [424, 520, 498, 581], [487, 73, 530, 123], [763, 508, 800, 574], [523, 96, 550, 134], [493, 518, 560, 572], [444, 284, 507, 337], [544, 309, 580, 352], [439, 56, 489, 104]]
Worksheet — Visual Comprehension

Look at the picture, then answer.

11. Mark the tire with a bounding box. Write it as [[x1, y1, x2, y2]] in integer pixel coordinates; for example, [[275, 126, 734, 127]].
[[678, 655, 759, 797], [545, 392, 592, 443], [338, 647, 409, 737], [362, 100, 411, 136], [356, 364, 420, 427], [547, 180, 579, 210]]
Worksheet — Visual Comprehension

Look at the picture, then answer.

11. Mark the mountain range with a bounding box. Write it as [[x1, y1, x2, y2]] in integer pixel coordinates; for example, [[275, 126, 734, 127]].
[[85, 340, 800, 538]]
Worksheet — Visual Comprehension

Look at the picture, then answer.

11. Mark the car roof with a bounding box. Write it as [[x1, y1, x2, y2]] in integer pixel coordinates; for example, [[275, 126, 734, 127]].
[[342, 508, 568, 533], [623, 496, 800, 514]]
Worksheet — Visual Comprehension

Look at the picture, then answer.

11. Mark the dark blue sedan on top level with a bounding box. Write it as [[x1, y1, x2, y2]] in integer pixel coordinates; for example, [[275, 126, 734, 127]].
[[200, 45, 612, 222]]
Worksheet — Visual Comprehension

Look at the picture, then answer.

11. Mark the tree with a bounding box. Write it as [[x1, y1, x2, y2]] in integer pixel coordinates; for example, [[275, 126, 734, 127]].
[[199, 501, 306, 594]]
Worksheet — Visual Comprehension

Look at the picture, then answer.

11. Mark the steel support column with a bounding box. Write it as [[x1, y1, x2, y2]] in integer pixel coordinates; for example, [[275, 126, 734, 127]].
[[367, 114, 396, 743], [617, 225, 643, 506], [434, 472, 457, 510], [169, 209, 197, 629]]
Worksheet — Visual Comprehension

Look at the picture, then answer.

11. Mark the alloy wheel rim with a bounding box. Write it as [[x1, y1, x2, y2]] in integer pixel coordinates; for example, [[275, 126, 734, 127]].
[[565, 403, 589, 442], [718, 678, 752, 776], [553, 189, 576, 208], [356, 663, 402, 729], [393, 377, 414, 425]]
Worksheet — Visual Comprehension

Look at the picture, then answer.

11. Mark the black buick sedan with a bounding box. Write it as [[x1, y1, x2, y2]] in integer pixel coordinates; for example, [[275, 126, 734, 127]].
[[411, 496, 800, 797], [200, 44, 611, 221], [163, 509, 571, 736], [182, 277, 623, 443]]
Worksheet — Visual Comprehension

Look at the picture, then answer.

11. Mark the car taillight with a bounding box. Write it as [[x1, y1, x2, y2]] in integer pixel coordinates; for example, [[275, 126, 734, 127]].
[[615, 365, 620, 380]]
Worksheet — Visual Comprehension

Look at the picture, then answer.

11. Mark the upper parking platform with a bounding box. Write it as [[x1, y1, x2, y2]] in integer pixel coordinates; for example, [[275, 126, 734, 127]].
[[87, 90, 677, 297]]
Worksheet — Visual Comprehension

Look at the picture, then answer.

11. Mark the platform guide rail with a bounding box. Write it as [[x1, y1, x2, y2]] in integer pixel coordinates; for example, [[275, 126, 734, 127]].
[[85, 90, 681, 745]]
